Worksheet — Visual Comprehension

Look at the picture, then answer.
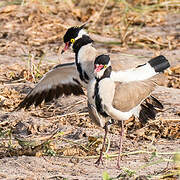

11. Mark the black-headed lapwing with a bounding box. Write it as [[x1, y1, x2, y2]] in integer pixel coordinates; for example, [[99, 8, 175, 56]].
[[17, 25, 170, 110], [87, 54, 170, 167]]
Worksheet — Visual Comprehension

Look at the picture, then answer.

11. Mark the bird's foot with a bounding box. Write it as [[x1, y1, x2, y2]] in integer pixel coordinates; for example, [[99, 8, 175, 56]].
[[116, 161, 121, 169], [95, 156, 103, 166]]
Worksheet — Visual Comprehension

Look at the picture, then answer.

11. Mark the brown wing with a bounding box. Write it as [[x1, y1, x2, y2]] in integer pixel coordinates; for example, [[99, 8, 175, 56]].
[[17, 63, 84, 109], [112, 77, 159, 112]]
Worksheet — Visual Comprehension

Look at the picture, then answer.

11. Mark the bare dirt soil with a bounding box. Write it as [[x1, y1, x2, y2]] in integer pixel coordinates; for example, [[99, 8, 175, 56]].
[[0, 1, 180, 179]]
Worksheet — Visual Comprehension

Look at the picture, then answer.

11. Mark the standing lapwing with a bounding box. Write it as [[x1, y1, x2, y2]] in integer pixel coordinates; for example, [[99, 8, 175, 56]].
[[17, 25, 170, 110], [87, 54, 170, 167]]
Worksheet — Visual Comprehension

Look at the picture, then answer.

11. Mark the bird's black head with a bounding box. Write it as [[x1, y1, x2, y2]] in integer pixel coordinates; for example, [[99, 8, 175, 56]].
[[94, 54, 112, 79], [63, 26, 82, 43], [94, 54, 110, 66], [61, 24, 87, 54]]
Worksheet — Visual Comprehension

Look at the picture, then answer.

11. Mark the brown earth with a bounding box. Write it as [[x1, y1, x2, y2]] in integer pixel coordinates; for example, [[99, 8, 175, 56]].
[[0, 1, 180, 179]]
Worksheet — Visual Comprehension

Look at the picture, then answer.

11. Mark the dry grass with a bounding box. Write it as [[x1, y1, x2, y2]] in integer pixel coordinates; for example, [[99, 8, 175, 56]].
[[0, 0, 180, 179]]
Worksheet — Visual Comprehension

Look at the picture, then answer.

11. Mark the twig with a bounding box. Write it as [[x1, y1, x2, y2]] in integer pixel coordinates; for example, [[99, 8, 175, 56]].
[[58, 150, 178, 160], [140, 158, 173, 169], [160, 119, 180, 122], [43, 156, 67, 166], [14, 128, 61, 146], [52, 112, 89, 122], [62, 99, 86, 111], [57, 112, 88, 118], [150, 171, 180, 179], [91, 0, 109, 25], [2, 79, 26, 84], [139, 34, 169, 47], [105, 136, 110, 154], [109, 150, 178, 157], [47, 174, 67, 179], [56, 23, 69, 29], [0, 120, 9, 126], [0, 115, 18, 126], [61, 138, 89, 151], [160, 1, 180, 7]]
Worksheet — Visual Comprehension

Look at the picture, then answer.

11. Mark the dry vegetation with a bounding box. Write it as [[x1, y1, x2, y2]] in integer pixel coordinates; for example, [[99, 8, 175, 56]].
[[0, 0, 180, 179]]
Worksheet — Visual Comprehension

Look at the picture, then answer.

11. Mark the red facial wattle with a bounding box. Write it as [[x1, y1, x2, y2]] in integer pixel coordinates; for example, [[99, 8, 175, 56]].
[[95, 64, 104, 72], [61, 42, 70, 54]]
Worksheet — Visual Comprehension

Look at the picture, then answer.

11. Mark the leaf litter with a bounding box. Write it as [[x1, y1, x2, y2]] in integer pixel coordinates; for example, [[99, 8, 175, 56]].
[[0, 0, 180, 179]]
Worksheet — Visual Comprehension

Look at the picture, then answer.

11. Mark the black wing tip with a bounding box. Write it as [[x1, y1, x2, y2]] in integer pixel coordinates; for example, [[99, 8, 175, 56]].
[[139, 96, 163, 124], [15, 84, 85, 110], [14, 102, 27, 111], [53, 62, 75, 70], [148, 55, 170, 73], [150, 95, 163, 109], [139, 104, 155, 124], [15, 99, 33, 111]]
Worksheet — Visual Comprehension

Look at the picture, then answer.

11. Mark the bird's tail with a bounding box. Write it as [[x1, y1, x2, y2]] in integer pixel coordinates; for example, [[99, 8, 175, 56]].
[[148, 55, 170, 73]]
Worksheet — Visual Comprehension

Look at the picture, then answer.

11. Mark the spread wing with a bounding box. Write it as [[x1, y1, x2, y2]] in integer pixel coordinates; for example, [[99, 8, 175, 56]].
[[17, 62, 84, 109]]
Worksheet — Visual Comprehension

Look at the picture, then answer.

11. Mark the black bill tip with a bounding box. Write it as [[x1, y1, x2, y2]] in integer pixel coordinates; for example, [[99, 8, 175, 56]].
[[61, 49, 65, 54]]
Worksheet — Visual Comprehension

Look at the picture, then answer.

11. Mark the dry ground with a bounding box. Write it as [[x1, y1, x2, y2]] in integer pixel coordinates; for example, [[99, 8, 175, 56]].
[[0, 0, 180, 179]]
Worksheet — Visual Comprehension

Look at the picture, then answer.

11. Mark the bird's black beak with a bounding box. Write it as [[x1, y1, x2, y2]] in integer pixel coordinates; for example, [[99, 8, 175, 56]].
[[61, 42, 70, 54]]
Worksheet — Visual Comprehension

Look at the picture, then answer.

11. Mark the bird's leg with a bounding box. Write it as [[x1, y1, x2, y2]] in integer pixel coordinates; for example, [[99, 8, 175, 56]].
[[95, 122, 108, 166], [117, 120, 124, 169]]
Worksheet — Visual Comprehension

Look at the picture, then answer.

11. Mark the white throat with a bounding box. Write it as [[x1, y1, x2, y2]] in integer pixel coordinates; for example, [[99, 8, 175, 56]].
[[95, 68, 105, 79], [95, 61, 111, 79]]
